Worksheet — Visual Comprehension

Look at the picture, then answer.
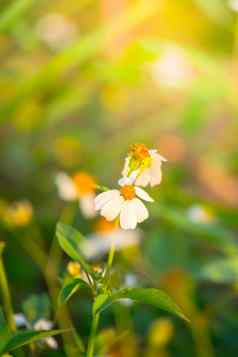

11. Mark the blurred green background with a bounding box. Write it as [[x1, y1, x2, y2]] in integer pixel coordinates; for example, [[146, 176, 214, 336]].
[[1, 0, 238, 356]]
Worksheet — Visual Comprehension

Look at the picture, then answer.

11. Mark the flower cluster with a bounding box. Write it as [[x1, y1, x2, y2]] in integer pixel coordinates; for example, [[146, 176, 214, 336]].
[[95, 144, 166, 230]]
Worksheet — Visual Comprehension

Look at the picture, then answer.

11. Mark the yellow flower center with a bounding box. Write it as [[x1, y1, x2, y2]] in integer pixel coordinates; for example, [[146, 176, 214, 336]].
[[130, 143, 150, 161], [72, 172, 96, 196], [120, 185, 136, 200]]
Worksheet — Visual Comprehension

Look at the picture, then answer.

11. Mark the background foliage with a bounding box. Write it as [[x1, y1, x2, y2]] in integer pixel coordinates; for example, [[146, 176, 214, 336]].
[[1, 0, 238, 356]]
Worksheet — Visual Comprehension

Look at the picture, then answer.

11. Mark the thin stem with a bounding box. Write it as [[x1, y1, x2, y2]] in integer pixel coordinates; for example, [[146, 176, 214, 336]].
[[103, 241, 116, 290], [0, 245, 16, 332], [108, 241, 116, 270], [86, 312, 100, 357]]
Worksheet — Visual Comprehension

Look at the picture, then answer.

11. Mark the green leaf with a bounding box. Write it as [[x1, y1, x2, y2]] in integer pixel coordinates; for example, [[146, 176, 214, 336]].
[[0, 329, 65, 354], [56, 222, 92, 274], [93, 288, 189, 322], [0, 0, 36, 33], [58, 277, 92, 305]]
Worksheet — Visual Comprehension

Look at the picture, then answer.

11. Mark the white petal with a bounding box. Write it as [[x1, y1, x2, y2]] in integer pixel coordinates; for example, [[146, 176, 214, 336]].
[[95, 190, 120, 210], [101, 196, 124, 221], [15, 313, 29, 328], [122, 156, 130, 176], [149, 149, 158, 156], [55, 172, 77, 201], [118, 177, 130, 186], [80, 194, 96, 218], [128, 170, 139, 184], [45, 337, 58, 349], [150, 168, 162, 187], [131, 198, 149, 223], [151, 151, 167, 162], [135, 169, 151, 187], [120, 201, 137, 230], [34, 319, 53, 331], [135, 187, 154, 202], [149, 155, 164, 186], [118, 171, 138, 186]]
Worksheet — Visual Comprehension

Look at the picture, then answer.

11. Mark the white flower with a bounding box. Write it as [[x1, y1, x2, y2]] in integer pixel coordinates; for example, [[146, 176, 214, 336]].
[[151, 46, 193, 88], [95, 178, 153, 230], [229, 0, 238, 12], [55, 172, 78, 201], [14, 315, 58, 350], [15, 313, 30, 328], [36, 13, 77, 50], [122, 145, 167, 188], [34, 319, 58, 350], [187, 205, 214, 224], [55, 172, 97, 218], [124, 274, 137, 288]]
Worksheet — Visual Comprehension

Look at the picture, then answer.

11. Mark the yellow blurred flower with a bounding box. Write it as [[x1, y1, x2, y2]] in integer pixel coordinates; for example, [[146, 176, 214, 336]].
[[3, 201, 33, 227], [67, 261, 81, 277], [148, 318, 174, 348]]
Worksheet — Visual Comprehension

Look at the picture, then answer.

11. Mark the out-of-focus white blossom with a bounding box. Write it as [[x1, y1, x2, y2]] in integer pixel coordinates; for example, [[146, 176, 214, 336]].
[[229, 0, 238, 12], [55, 171, 97, 218], [34, 319, 58, 349], [36, 13, 77, 50], [80, 229, 141, 259], [151, 46, 193, 88], [15, 313, 30, 328], [187, 205, 214, 224], [14, 315, 58, 349], [124, 273, 137, 287]]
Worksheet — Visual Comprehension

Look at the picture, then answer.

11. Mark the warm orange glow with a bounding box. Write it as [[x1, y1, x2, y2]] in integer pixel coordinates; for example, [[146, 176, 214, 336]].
[[120, 185, 136, 200], [94, 217, 117, 234], [72, 172, 96, 196], [130, 143, 150, 160]]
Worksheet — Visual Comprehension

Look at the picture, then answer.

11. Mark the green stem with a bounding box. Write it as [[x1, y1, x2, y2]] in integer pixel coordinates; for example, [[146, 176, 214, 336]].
[[107, 241, 116, 270], [86, 312, 100, 357], [0, 244, 16, 332], [103, 241, 116, 289]]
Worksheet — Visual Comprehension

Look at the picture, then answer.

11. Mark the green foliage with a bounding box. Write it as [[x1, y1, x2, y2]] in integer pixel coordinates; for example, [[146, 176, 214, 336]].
[[93, 288, 188, 322], [0, 329, 65, 354], [56, 222, 92, 274], [58, 277, 92, 305]]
